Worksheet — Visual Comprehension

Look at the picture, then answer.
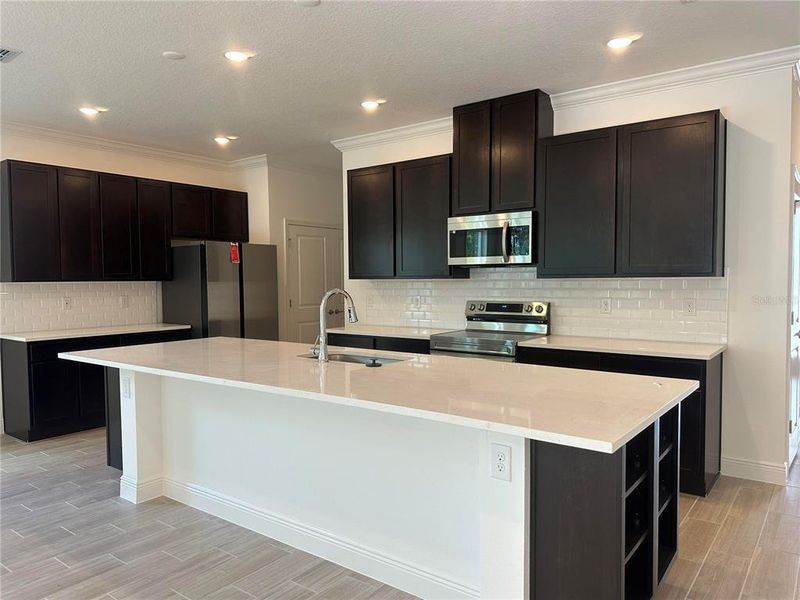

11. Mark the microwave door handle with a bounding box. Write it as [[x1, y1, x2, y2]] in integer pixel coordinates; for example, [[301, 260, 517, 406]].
[[501, 221, 510, 263]]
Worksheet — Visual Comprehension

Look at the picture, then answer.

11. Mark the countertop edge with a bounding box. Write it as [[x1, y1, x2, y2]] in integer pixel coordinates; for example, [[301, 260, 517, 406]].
[[58, 349, 697, 454], [1, 324, 191, 343], [518, 339, 726, 361]]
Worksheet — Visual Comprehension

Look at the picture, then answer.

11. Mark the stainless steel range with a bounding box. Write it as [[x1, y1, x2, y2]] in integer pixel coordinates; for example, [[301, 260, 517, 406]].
[[429, 300, 550, 361]]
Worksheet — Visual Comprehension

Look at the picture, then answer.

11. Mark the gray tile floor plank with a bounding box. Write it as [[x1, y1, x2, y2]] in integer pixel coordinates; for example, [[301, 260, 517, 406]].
[[3, 429, 798, 600]]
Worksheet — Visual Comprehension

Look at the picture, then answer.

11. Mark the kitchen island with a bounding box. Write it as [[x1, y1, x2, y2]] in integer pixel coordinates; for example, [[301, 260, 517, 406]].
[[61, 337, 698, 600]]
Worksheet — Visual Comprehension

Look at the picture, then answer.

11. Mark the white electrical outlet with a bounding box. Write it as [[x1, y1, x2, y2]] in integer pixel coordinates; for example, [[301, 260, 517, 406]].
[[600, 298, 612, 314], [684, 298, 697, 315], [490, 443, 512, 482], [121, 377, 131, 399], [61, 297, 72, 311]]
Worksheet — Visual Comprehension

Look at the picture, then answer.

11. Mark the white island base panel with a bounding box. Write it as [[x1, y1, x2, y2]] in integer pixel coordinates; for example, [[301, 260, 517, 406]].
[[119, 370, 525, 600]]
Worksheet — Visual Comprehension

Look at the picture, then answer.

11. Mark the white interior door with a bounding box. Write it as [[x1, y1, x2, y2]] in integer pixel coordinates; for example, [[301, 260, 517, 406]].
[[790, 65, 800, 468], [286, 223, 344, 344], [790, 166, 800, 466]]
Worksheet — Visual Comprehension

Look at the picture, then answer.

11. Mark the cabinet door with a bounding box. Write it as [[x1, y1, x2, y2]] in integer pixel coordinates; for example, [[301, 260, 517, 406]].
[[58, 167, 101, 280], [78, 363, 106, 422], [1, 161, 61, 281], [537, 128, 617, 277], [617, 111, 722, 276], [347, 165, 394, 278], [452, 101, 491, 216], [137, 179, 172, 280], [100, 173, 139, 280], [172, 183, 211, 238], [491, 91, 539, 212], [31, 360, 80, 428], [211, 189, 249, 242], [395, 155, 451, 278]]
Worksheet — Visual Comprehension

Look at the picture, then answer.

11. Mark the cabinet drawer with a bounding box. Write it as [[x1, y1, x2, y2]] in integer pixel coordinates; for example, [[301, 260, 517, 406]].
[[29, 335, 122, 363], [374, 336, 430, 354], [120, 330, 191, 346], [327, 333, 375, 350]]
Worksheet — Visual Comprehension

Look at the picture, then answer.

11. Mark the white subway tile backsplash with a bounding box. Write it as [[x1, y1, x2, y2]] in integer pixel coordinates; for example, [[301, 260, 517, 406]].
[[346, 267, 728, 343], [0, 282, 160, 334]]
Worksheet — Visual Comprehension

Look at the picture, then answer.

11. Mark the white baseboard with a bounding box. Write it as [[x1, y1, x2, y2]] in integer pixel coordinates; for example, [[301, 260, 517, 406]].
[[119, 475, 164, 504], [721, 456, 787, 485], [162, 477, 479, 600]]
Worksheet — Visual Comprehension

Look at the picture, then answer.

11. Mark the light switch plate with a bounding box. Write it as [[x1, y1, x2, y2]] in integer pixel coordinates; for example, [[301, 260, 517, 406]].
[[490, 442, 511, 482]]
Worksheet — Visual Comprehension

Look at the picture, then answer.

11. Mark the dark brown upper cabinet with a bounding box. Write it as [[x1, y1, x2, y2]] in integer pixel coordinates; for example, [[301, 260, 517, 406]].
[[172, 183, 211, 239], [452, 89, 553, 216], [1, 161, 61, 282], [452, 101, 491, 215], [537, 128, 617, 277], [395, 155, 452, 278], [100, 173, 139, 280], [348, 158, 467, 280], [58, 167, 101, 280], [137, 179, 172, 281], [348, 164, 395, 278], [492, 91, 553, 213], [211, 189, 249, 242], [617, 110, 725, 277]]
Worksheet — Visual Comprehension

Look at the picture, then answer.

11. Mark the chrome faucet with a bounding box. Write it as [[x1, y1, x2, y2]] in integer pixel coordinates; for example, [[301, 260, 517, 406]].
[[318, 288, 359, 362]]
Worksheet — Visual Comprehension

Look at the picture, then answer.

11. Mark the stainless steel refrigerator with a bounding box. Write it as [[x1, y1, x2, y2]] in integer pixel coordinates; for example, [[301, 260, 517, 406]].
[[162, 242, 278, 340]]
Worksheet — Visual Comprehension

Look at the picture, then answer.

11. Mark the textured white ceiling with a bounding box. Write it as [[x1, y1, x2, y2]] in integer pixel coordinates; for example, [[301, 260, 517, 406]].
[[2, 1, 798, 169]]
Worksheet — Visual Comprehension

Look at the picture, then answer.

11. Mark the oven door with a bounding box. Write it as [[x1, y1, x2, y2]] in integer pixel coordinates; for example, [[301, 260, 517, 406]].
[[447, 211, 533, 266]]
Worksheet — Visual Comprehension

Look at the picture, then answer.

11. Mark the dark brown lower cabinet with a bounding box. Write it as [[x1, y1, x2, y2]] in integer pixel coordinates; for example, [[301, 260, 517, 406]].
[[518, 347, 722, 497], [326, 333, 430, 355], [1, 329, 191, 448], [532, 405, 680, 599]]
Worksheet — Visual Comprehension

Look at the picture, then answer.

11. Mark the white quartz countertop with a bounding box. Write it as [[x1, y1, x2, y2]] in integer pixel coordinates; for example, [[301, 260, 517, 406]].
[[1, 323, 191, 343], [519, 335, 726, 361], [326, 324, 451, 340], [60, 337, 698, 453]]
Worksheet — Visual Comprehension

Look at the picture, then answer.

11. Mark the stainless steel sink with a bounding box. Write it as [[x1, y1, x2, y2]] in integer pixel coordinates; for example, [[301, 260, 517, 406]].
[[299, 352, 407, 367]]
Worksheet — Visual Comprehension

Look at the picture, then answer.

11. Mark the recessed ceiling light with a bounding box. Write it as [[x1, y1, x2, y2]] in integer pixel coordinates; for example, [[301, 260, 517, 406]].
[[224, 50, 255, 63], [162, 51, 186, 60], [361, 99, 386, 111], [226, 135, 239, 140], [79, 106, 108, 117], [214, 135, 238, 145], [607, 33, 643, 49]]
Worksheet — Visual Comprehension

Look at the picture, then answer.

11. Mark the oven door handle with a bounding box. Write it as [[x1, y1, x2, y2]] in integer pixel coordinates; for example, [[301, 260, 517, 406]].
[[501, 221, 510, 263]]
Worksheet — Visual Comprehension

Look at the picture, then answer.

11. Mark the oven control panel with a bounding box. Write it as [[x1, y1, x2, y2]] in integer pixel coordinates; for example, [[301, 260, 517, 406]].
[[465, 300, 549, 319]]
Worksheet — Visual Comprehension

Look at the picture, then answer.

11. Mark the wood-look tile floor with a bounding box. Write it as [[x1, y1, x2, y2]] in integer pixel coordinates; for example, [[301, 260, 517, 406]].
[[2, 429, 799, 600], [657, 459, 800, 600], [0, 429, 418, 600]]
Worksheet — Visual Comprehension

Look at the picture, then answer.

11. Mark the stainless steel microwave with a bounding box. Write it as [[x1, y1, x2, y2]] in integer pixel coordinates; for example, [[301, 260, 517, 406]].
[[447, 211, 534, 266]]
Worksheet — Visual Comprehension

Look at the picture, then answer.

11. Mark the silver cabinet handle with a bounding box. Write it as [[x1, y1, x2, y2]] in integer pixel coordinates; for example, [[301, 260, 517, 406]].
[[501, 221, 510, 263]]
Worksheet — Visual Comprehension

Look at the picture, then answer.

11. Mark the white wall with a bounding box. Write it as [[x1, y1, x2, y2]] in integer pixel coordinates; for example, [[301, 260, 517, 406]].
[[266, 163, 343, 340], [337, 60, 796, 482]]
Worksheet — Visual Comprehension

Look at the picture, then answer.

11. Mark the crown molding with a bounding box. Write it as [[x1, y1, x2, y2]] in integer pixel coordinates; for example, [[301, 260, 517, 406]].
[[552, 45, 800, 110], [1, 121, 234, 172], [229, 154, 269, 171], [1, 122, 340, 177], [331, 117, 451, 153]]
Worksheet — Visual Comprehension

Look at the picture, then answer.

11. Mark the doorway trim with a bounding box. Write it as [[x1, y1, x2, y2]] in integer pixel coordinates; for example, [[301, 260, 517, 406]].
[[282, 218, 344, 342]]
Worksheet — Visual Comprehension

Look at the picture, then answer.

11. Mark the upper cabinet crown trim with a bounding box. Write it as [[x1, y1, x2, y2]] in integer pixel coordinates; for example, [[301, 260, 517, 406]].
[[332, 117, 452, 153], [552, 45, 800, 109]]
